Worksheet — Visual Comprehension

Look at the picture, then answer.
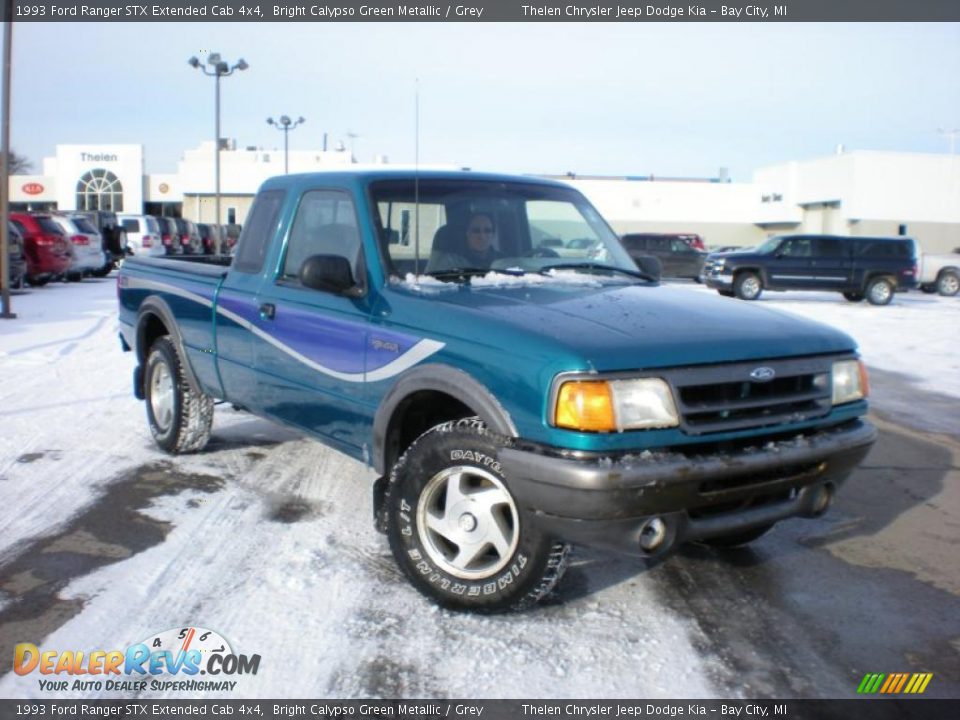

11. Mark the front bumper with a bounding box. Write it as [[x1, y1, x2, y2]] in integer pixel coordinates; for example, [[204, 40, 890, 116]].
[[703, 272, 733, 289], [500, 419, 876, 555]]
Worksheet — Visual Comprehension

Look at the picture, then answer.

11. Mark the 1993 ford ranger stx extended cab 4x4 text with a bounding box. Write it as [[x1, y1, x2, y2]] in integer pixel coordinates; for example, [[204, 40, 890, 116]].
[[118, 171, 877, 612]]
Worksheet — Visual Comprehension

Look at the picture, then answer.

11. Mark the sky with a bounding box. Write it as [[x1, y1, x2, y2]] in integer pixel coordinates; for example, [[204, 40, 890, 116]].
[[5, 21, 960, 180]]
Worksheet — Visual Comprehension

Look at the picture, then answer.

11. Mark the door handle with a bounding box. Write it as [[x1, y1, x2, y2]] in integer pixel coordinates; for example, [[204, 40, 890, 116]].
[[259, 303, 276, 320]]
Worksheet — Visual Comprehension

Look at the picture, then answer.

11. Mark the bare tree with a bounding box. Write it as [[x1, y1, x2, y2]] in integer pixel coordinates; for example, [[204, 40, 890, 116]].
[[7, 150, 32, 175]]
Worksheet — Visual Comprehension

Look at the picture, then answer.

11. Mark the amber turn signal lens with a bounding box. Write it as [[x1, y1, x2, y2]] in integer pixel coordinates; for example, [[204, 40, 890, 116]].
[[858, 360, 870, 398], [555, 381, 616, 431]]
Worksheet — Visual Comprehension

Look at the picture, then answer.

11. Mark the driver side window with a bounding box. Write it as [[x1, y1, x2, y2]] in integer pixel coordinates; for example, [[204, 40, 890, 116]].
[[780, 237, 812, 258], [282, 190, 361, 283]]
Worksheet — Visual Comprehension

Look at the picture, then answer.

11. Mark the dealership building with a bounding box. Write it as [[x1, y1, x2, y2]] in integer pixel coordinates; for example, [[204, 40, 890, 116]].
[[9, 143, 960, 253]]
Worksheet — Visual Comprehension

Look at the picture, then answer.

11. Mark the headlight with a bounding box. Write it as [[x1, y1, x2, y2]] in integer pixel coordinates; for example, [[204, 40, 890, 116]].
[[832, 359, 869, 405], [554, 378, 680, 432]]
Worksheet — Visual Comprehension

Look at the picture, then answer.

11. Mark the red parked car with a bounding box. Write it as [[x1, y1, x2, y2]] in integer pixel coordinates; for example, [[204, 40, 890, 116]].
[[9, 212, 73, 286]]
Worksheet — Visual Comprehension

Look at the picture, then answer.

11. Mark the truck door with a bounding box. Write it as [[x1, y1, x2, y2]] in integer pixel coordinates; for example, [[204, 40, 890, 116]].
[[767, 235, 814, 289], [810, 236, 850, 288], [251, 188, 373, 456], [216, 189, 287, 411]]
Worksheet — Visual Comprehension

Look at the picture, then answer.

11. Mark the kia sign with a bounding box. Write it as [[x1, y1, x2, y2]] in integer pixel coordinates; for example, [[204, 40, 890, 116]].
[[22, 182, 44, 195]]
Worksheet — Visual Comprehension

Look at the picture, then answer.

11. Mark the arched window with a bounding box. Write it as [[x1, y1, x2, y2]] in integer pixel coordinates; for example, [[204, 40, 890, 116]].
[[76, 169, 123, 211]]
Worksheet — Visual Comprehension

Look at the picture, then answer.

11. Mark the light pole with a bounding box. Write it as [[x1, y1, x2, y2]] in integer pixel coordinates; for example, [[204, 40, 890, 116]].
[[346, 130, 360, 160], [267, 115, 305, 174], [1, 7, 15, 319], [188, 53, 248, 251]]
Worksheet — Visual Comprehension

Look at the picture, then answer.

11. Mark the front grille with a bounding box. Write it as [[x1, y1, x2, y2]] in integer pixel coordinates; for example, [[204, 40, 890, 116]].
[[661, 356, 836, 436]]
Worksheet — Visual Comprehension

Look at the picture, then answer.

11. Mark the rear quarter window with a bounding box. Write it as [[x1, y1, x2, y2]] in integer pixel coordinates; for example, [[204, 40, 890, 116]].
[[854, 240, 913, 259], [233, 190, 286, 274]]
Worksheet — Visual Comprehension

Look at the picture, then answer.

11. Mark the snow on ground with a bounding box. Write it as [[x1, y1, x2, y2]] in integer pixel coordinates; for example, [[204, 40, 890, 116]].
[[0, 279, 716, 699], [0, 278, 956, 700]]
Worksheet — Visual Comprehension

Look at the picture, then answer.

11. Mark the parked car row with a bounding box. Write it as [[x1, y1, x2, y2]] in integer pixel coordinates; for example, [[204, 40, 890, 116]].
[[3, 211, 241, 289], [118, 214, 238, 257], [5, 209, 135, 286]]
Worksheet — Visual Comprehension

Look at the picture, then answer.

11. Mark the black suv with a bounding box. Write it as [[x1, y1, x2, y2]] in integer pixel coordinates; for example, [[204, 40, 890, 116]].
[[620, 233, 707, 280], [703, 234, 919, 305]]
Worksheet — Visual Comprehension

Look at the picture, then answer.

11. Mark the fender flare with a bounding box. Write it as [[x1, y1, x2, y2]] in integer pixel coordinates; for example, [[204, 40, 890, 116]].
[[371, 363, 518, 476], [135, 296, 203, 397]]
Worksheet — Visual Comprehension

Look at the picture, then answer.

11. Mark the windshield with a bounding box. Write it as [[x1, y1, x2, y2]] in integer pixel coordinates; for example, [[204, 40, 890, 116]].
[[370, 179, 637, 279], [755, 236, 784, 254]]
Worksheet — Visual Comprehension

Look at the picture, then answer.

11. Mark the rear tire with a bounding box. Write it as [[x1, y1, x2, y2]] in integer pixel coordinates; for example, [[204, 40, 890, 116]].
[[842, 291, 863, 302], [385, 418, 569, 612], [700, 523, 773, 548], [734, 271, 762, 301], [937, 270, 959, 297], [144, 337, 214, 454], [866, 277, 895, 306]]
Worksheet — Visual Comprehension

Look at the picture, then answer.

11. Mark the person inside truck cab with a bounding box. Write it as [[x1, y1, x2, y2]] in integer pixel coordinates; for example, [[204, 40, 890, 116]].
[[427, 212, 502, 273]]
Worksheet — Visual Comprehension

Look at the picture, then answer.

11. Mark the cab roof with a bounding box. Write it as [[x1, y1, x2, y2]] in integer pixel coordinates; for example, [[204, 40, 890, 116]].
[[258, 169, 574, 193]]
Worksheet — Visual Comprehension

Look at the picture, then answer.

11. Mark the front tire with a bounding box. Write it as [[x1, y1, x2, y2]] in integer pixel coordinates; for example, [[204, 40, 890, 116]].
[[937, 270, 959, 297], [385, 418, 568, 612], [734, 271, 762, 300], [144, 337, 214, 454], [866, 277, 894, 306]]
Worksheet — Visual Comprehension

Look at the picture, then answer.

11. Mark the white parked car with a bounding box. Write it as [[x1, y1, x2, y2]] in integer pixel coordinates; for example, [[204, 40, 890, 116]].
[[918, 252, 960, 296], [50, 214, 106, 279], [118, 214, 165, 257]]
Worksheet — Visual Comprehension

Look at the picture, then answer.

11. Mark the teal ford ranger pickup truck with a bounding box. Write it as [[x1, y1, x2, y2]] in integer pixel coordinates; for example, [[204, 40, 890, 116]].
[[118, 171, 877, 612]]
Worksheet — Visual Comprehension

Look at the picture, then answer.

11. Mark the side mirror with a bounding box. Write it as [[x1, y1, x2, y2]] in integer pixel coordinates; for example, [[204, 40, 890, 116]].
[[632, 253, 662, 282], [299, 254, 362, 297]]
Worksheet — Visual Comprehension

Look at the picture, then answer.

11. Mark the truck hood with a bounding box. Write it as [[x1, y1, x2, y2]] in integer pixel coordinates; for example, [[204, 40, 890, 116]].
[[396, 279, 857, 370]]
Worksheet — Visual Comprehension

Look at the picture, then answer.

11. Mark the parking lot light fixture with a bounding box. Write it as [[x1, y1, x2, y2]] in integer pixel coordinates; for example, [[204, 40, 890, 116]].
[[267, 115, 306, 174], [189, 53, 249, 251]]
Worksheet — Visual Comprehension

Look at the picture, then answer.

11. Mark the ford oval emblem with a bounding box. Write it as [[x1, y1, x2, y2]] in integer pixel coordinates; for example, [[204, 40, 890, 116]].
[[750, 367, 776, 382]]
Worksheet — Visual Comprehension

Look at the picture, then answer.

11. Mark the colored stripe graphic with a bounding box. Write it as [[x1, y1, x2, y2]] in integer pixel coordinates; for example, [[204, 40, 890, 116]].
[[857, 672, 933, 694], [857, 673, 884, 694]]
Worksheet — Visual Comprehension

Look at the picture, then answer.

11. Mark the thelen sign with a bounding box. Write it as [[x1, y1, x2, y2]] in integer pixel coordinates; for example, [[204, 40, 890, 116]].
[[22, 183, 44, 195]]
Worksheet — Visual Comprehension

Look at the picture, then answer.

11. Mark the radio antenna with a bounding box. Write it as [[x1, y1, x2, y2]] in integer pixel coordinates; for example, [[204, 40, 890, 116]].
[[413, 78, 421, 280]]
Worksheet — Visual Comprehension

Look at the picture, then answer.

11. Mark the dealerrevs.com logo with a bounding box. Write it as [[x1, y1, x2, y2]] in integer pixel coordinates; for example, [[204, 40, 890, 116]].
[[13, 627, 261, 693]]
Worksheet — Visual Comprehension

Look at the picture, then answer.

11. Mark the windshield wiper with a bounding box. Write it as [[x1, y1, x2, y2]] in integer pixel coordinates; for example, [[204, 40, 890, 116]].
[[427, 267, 527, 280], [540, 262, 658, 283]]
